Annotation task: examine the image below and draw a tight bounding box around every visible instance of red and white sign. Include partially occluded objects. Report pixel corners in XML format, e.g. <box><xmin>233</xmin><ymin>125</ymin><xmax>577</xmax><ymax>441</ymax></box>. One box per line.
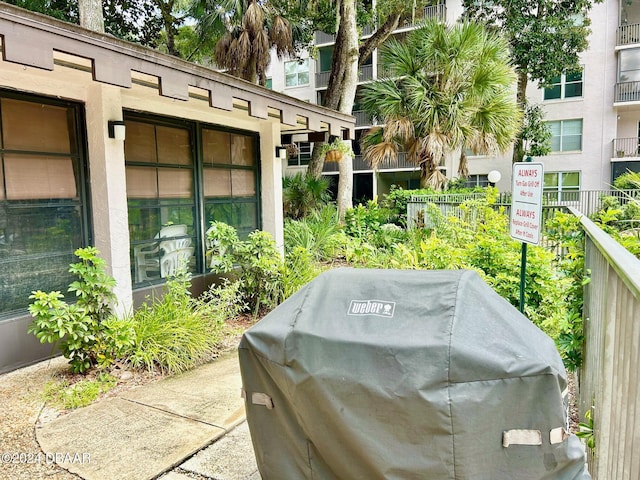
<box><xmin>510</xmin><ymin>162</ymin><xmax>544</xmax><ymax>245</ymax></box>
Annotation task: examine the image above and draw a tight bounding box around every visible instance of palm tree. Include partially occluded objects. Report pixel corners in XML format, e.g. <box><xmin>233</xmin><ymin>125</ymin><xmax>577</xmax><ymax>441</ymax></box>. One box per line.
<box><xmin>193</xmin><ymin>0</ymin><xmax>296</xmax><ymax>85</ymax></box>
<box><xmin>360</xmin><ymin>19</ymin><xmax>522</xmax><ymax>189</ymax></box>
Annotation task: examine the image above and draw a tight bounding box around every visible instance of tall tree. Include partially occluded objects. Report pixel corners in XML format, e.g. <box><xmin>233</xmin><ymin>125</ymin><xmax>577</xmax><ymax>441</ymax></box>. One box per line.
<box><xmin>359</xmin><ymin>20</ymin><xmax>521</xmax><ymax>189</ymax></box>
<box><xmin>305</xmin><ymin>0</ymin><xmax>431</xmax><ymax>180</ymax></box>
<box><xmin>191</xmin><ymin>0</ymin><xmax>296</xmax><ymax>84</ymax></box>
<box><xmin>463</xmin><ymin>0</ymin><xmax>599</xmax><ymax>162</ymax></box>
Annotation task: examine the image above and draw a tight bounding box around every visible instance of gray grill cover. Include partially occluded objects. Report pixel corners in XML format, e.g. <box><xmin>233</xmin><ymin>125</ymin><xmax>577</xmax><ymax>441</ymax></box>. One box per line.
<box><xmin>239</xmin><ymin>269</ymin><xmax>590</xmax><ymax>479</ymax></box>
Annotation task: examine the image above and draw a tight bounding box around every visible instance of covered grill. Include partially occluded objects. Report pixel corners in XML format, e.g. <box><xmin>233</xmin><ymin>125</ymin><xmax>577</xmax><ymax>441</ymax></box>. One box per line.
<box><xmin>239</xmin><ymin>268</ymin><xmax>590</xmax><ymax>479</ymax></box>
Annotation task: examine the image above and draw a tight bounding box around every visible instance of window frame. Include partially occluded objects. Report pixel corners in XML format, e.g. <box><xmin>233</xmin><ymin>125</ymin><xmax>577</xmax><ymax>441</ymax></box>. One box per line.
<box><xmin>543</xmin><ymin>69</ymin><xmax>584</xmax><ymax>101</ymax></box>
<box><xmin>124</xmin><ymin>112</ymin><xmax>261</xmax><ymax>287</ymax></box>
<box><xmin>543</xmin><ymin>170</ymin><xmax>581</xmax><ymax>202</ymax></box>
<box><xmin>285</xmin><ymin>58</ymin><xmax>310</xmax><ymax>88</ymax></box>
<box><xmin>0</xmin><ymin>89</ymin><xmax>90</xmax><ymax>318</ymax></box>
<box><xmin>547</xmin><ymin>119</ymin><xmax>583</xmax><ymax>152</ymax></box>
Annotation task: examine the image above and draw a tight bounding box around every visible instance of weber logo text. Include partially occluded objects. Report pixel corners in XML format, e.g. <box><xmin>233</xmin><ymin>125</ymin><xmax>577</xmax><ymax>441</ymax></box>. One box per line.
<box><xmin>348</xmin><ymin>300</ymin><xmax>395</xmax><ymax>318</ymax></box>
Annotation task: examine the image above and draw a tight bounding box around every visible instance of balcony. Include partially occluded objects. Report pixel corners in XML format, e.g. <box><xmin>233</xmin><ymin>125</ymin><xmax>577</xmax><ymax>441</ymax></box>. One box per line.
<box><xmin>353</xmin><ymin>110</ymin><xmax>374</xmax><ymax>127</ymax></box>
<box><xmin>615</xmin><ymin>81</ymin><xmax>640</xmax><ymax>103</ymax></box>
<box><xmin>618</xmin><ymin>23</ymin><xmax>640</xmax><ymax>46</ymax></box>
<box><xmin>612</xmin><ymin>137</ymin><xmax>640</xmax><ymax>158</ymax></box>
<box><xmin>315</xmin><ymin>64</ymin><xmax>374</xmax><ymax>88</ymax></box>
<box><xmin>322</xmin><ymin>153</ymin><xmax>418</xmax><ymax>173</ymax></box>
<box><xmin>314</xmin><ymin>25</ymin><xmax>375</xmax><ymax>45</ymax></box>
<box><xmin>399</xmin><ymin>4</ymin><xmax>447</xmax><ymax>29</ymax></box>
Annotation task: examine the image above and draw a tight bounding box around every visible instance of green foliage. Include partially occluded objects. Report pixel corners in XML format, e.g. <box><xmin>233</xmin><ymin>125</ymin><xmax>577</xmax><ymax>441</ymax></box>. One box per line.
<box><xmin>360</xmin><ymin>19</ymin><xmax>520</xmax><ymax>189</ymax></box>
<box><xmin>318</xmin><ymin>138</ymin><xmax>354</xmax><ymax>158</ymax></box>
<box><xmin>127</xmin><ymin>270</ymin><xmax>226</xmax><ymax>374</ymax></box>
<box><xmin>207</xmin><ymin>221</ymin><xmax>240</xmax><ymax>272</ymax></box>
<box><xmin>208</xmin><ymin>224</ymin><xmax>284</xmax><ymax>314</ymax></box>
<box><xmin>545</xmin><ymin>212</ymin><xmax>588</xmax><ymax>370</ymax></box>
<box><xmin>519</xmin><ymin>102</ymin><xmax>552</xmax><ymax>158</ymax></box>
<box><xmin>282</xmin><ymin>173</ymin><xmax>332</xmax><ymax>219</ymax></box>
<box><xmin>28</xmin><ymin>247</ymin><xmax>118</xmax><ymax>373</ymax></box>
<box><xmin>463</xmin><ymin>0</ymin><xmax>596</xmax><ymax>87</ymax></box>
<box><xmin>591</xmin><ymin>194</ymin><xmax>640</xmax><ymax>257</ymax></box>
<box><xmin>284</xmin><ymin>205</ymin><xmax>343</xmax><ymax>261</ymax></box>
<box><xmin>42</xmin><ymin>372</ymin><xmax>117</xmax><ymax>410</ymax></box>
<box><xmin>283</xmin><ymin>246</ymin><xmax>323</xmax><ymax>298</ymax></box>
<box><xmin>613</xmin><ymin>170</ymin><xmax>640</xmax><ymax>189</ymax></box>
<box><xmin>576</xmin><ymin>407</ymin><xmax>595</xmax><ymax>451</ymax></box>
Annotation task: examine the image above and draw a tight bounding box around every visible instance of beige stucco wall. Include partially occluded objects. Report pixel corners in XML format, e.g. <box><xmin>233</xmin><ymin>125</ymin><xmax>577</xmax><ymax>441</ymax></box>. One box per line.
<box><xmin>0</xmin><ymin>56</ymin><xmax>286</xmax><ymax>312</ymax></box>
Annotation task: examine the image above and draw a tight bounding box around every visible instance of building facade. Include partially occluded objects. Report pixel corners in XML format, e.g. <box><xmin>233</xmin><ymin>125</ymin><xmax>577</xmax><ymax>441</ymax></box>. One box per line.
<box><xmin>267</xmin><ymin>0</ymin><xmax>632</xmax><ymax>199</ymax></box>
<box><xmin>0</xmin><ymin>4</ymin><xmax>354</xmax><ymax>373</ymax></box>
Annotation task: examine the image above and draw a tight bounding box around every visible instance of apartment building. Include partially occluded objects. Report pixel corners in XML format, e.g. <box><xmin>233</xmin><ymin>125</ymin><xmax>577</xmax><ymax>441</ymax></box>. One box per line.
<box><xmin>267</xmin><ymin>0</ymin><xmax>633</xmax><ymax>199</ymax></box>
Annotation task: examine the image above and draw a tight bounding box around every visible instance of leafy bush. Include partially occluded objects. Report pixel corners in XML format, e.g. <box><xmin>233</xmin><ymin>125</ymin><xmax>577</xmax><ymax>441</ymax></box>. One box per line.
<box><xmin>283</xmin><ymin>246</ymin><xmax>323</xmax><ymax>298</ymax></box>
<box><xmin>127</xmin><ymin>271</ymin><xmax>226</xmax><ymax>374</ymax></box>
<box><xmin>546</xmin><ymin>212</ymin><xmax>588</xmax><ymax>370</ymax></box>
<box><xmin>282</xmin><ymin>173</ymin><xmax>332</xmax><ymax>219</ymax></box>
<box><xmin>28</xmin><ymin>247</ymin><xmax>119</xmax><ymax>373</ymax></box>
<box><xmin>613</xmin><ymin>170</ymin><xmax>640</xmax><ymax>189</ymax></box>
<box><xmin>284</xmin><ymin>205</ymin><xmax>343</xmax><ymax>261</ymax></box>
<box><xmin>208</xmin><ymin>223</ymin><xmax>284</xmax><ymax>314</ymax></box>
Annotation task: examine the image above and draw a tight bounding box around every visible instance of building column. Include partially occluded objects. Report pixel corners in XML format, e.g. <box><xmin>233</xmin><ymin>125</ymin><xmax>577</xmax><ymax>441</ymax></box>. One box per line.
<box><xmin>84</xmin><ymin>84</ymin><xmax>133</xmax><ymax>315</ymax></box>
<box><xmin>259</xmin><ymin>121</ymin><xmax>285</xmax><ymax>254</ymax></box>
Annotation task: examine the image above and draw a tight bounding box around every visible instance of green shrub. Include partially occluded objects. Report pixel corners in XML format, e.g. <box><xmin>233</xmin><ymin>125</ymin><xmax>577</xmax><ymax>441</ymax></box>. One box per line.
<box><xmin>28</xmin><ymin>247</ymin><xmax>118</xmax><ymax>373</ymax></box>
<box><xmin>284</xmin><ymin>205</ymin><xmax>342</xmax><ymax>261</ymax></box>
<box><xmin>613</xmin><ymin>170</ymin><xmax>640</xmax><ymax>189</ymax></box>
<box><xmin>282</xmin><ymin>173</ymin><xmax>332</xmax><ymax>219</ymax></box>
<box><xmin>208</xmin><ymin>223</ymin><xmax>284</xmax><ymax>315</ymax></box>
<box><xmin>127</xmin><ymin>271</ymin><xmax>225</xmax><ymax>374</ymax></box>
<box><xmin>283</xmin><ymin>246</ymin><xmax>323</xmax><ymax>298</ymax></box>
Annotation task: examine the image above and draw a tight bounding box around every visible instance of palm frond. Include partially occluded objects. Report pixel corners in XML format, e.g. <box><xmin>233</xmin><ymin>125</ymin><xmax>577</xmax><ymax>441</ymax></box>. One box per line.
<box><xmin>363</xmin><ymin>141</ymin><xmax>399</xmax><ymax>170</ymax></box>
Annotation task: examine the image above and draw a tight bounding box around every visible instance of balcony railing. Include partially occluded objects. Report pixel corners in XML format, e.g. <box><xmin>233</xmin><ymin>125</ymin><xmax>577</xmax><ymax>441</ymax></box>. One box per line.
<box><xmin>612</xmin><ymin>137</ymin><xmax>640</xmax><ymax>158</ymax></box>
<box><xmin>315</xmin><ymin>64</ymin><xmax>374</xmax><ymax>88</ymax></box>
<box><xmin>322</xmin><ymin>153</ymin><xmax>418</xmax><ymax>173</ymax></box>
<box><xmin>400</xmin><ymin>4</ymin><xmax>447</xmax><ymax>28</ymax></box>
<box><xmin>314</xmin><ymin>25</ymin><xmax>375</xmax><ymax>45</ymax></box>
<box><xmin>615</xmin><ymin>81</ymin><xmax>640</xmax><ymax>103</ymax></box>
<box><xmin>617</xmin><ymin>23</ymin><xmax>640</xmax><ymax>46</ymax></box>
<box><xmin>353</xmin><ymin>110</ymin><xmax>374</xmax><ymax>127</ymax></box>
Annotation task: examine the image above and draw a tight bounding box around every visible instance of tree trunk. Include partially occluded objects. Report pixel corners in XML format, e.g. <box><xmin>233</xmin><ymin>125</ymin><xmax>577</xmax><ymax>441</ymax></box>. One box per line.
<box><xmin>306</xmin><ymin>9</ymin><xmax>403</xmax><ymax>180</ymax></box>
<box><xmin>512</xmin><ymin>71</ymin><xmax>528</xmax><ymax>163</ymax></box>
<box><xmin>78</xmin><ymin>0</ymin><xmax>104</xmax><ymax>32</ymax></box>
<box><xmin>335</xmin><ymin>0</ymin><xmax>358</xmax><ymax>220</ymax></box>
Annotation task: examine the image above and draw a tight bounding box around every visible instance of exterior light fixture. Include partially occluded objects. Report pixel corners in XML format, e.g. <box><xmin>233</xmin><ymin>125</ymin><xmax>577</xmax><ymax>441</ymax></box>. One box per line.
<box><xmin>487</xmin><ymin>170</ymin><xmax>501</xmax><ymax>186</ymax></box>
<box><xmin>275</xmin><ymin>146</ymin><xmax>287</xmax><ymax>160</ymax></box>
<box><xmin>108</xmin><ymin>120</ymin><xmax>126</xmax><ymax>140</ymax></box>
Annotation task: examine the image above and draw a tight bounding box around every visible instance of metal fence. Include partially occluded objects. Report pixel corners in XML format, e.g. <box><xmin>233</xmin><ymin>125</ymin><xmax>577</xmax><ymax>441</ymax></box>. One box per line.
<box><xmin>571</xmin><ymin>207</ymin><xmax>640</xmax><ymax>479</ymax></box>
<box><xmin>407</xmin><ymin>190</ymin><xmax>640</xmax><ymax>230</ymax></box>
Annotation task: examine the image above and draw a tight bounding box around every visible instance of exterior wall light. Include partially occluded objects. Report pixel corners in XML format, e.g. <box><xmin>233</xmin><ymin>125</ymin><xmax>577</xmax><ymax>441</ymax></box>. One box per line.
<box><xmin>275</xmin><ymin>146</ymin><xmax>287</xmax><ymax>160</ymax></box>
<box><xmin>488</xmin><ymin>170</ymin><xmax>502</xmax><ymax>186</ymax></box>
<box><xmin>108</xmin><ymin>120</ymin><xmax>126</xmax><ymax>140</ymax></box>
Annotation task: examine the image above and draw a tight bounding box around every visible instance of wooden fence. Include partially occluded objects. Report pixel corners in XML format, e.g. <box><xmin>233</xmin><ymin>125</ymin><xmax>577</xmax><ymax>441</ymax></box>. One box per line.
<box><xmin>407</xmin><ymin>191</ymin><xmax>640</xmax><ymax>478</ymax></box>
<box><xmin>571</xmin><ymin>207</ymin><xmax>640</xmax><ymax>479</ymax></box>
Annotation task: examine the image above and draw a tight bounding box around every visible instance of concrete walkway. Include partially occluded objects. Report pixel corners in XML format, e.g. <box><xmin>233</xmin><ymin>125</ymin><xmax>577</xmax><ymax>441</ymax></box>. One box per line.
<box><xmin>36</xmin><ymin>352</ymin><xmax>260</xmax><ymax>480</ymax></box>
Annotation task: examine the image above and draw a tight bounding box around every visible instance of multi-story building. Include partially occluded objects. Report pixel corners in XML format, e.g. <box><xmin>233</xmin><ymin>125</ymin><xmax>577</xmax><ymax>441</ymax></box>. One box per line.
<box><xmin>266</xmin><ymin>0</ymin><xmax>635</xmax><ymax>199</ymax></box>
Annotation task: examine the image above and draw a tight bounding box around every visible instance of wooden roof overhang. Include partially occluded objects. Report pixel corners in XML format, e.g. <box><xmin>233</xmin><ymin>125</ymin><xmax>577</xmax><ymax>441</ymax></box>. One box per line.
<box><xmin>0</xmin><ymin>3</ymin><xmax>354</xmax><ymax>139</ymax></box>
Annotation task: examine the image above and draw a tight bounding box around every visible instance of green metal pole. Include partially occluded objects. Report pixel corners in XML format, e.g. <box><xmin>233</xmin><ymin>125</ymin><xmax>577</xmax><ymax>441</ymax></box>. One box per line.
<box><xmin>519</xmin><ymin>242</ymin><xmax>527</xmax><ymax>313</ymax></box>
<box><xmin>519</xmin><ymin>156</ymin><xmax>532</xmax><ymax>314</ymax></box>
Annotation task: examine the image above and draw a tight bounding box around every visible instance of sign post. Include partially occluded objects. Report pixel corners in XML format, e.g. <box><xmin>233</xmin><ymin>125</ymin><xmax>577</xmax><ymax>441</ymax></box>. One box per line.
<box><xmin>509</xmin><ymin>159</ymin><xmax>544</xmax><ymax>313</ymax></box>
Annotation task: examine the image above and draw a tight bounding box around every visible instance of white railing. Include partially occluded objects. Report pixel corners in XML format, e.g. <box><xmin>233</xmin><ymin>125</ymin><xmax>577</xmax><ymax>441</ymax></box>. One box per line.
<box><xmin>570</xmin><ymin>207</ymin><xmax>640</xmax><ymax>479</ymax></box>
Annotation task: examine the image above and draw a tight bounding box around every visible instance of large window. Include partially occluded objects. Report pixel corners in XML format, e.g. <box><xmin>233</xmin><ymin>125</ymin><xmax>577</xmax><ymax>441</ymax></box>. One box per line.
<box><xmin>619</xmin><ymin>48</ymin><xmax>640</xmax><ymax>83</ymax></box>
<box><xmin>544</xmin><ymin>171</ymin><xmax>581</xmax><ymax>202</ymax></box>
<box><xmin>544</xmin><ymin>71</ymin><xmax>583</xmax><ymax>100</ymax></box>
<box><xmin>0</xmin><ymin>92</ymin><xmax>88</xmax><ymax>316</ymax></box>
<box><xmin>548</xmin><ymin>119</ymin><xmax>583</xmax><ymax>152</ymax></box>
<box><xmin>125</xmin><ymin>116</ymin><xmax>259</xmax><ymax>286</ymax></box>
<box><xmin>202</xmin><ymin>127</ymin><xmax>259</xmax><ymax>239</ymax></box>
<box><xmin>285</xmin><ymin>59</ymin><xmax>310</xmax><ymax>87</ymax></box>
